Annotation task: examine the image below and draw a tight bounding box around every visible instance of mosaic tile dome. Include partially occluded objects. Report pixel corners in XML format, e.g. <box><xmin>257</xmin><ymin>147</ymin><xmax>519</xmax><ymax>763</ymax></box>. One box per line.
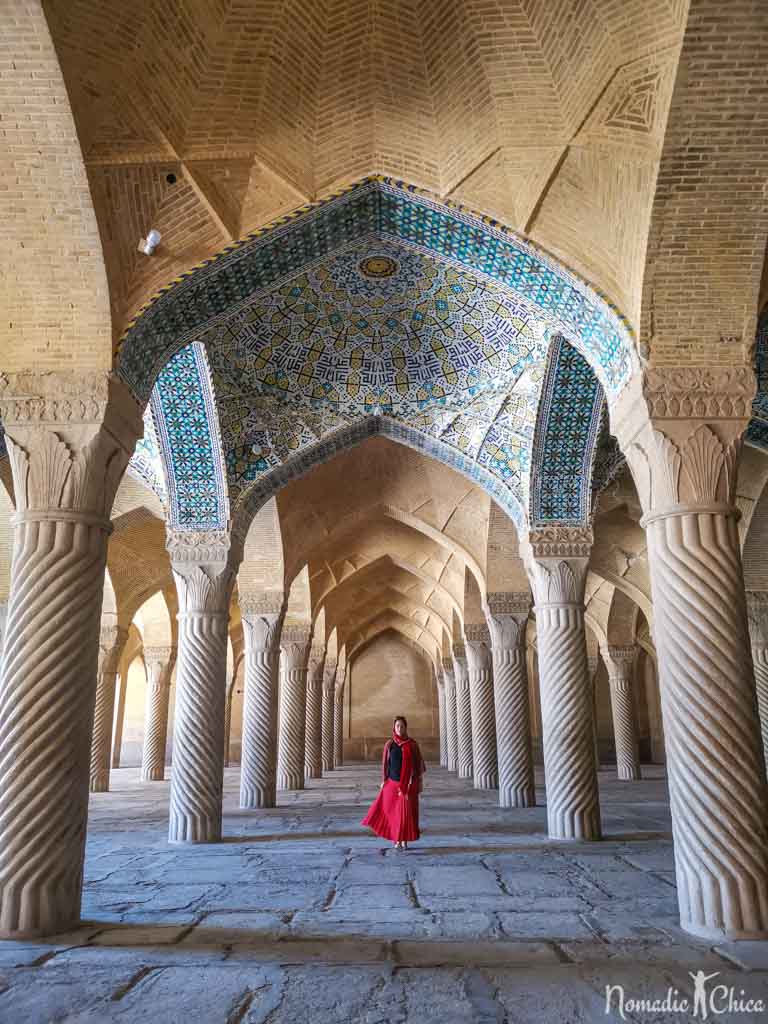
<box><xmin>119</xmin><ymin>179</ymin><xmax>644</xmax><ymax>530</ymax></box>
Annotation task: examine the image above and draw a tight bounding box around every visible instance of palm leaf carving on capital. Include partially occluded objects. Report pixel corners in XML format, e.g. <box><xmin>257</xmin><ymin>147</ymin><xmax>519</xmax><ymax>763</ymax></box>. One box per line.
<box><xmin>6</xmin><ymin>431</ymin><xmax>73</xmax><ymax>512</ymax></box>
<box><xmin>243</xmin><ymin>613</ymin><xmax>282</xmax><ymax>652</ymax></box>
<box><xmin>650</xmin><ymin>428</ymin><xmax>681</xmax><ymax>508</ymax></box>
<box><xmin>175</xmin><ymin>564</ymin><xmax>232</xmax><ymax>612</ymax></box>
<box><xmin>680</xmin><ymin>425</ymin><xmax>727</xmax><ymax>504</ymax></box>
<box><xmin>545</xmin><ymin>560</ymin><xmax>577</xmax><ymax>603</ymax></box>
<box><xmin>487</xmin><ymin>614</ymin><xmax>525</xmax><ymax>651</ymax></box>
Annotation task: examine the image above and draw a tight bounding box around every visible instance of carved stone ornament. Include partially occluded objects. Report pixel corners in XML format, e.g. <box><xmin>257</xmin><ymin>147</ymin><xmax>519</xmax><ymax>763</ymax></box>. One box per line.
<box><xmin>281</xmin><ymin>625</ymin><xmax>312</xmax><ymax>645</ymax></box>
<box><xmin>142</xmin><ymin>645</ymin><xmax>175</xmax><ymax>673</ymax></box>
<box><xmin>528</xmin><ymin>527</ymin><xmax>593</xmax><ymax>559</ymax></box>
<box><xmin>167</xmin><ymin>529</ymin><xmax>232</xmax><ymax>569</ymax></box>
<box><xmin>529</xmin><ymin>558</ymin><xmax>589</xmax><ymax>605</ymax></box>
<box><xmin>486</xmin><ymin>591</ymin><xmax>531</xmax><ymax>616</ymax></box>
<box><xmin>610</xmin><ymin>368</ymin><xmax>754</xmax><ymax>517</ymax></box>
<box><xmin>239</xmin><ymin>592</ymin><xmax>284</xmax><ymax>618</ymax></box>
<box><xmin>643</xmin><ymin>367</ymin><xmax>756</xmax><ymax>421</ymax></box>
<box><xmin>464</xmin><ymin>623</ymin><xmax>491</xmax><ymax>645</ymax></box>
<box><xmin>0</xmin><ymin>373</ymin><xmax>143</xmax><ymax>519</ymax></box>
<box><xmin>602</xmin><ymin>644</ymin><xmax>637</xmax><ymax>676</ymax></box>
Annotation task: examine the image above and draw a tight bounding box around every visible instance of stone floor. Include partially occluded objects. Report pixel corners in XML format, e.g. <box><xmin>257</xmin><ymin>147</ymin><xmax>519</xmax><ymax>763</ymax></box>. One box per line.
<box><xmin>1</xmin><ymin>763</ymin><xmax>767</xmax><ymax>1023</ymax></box>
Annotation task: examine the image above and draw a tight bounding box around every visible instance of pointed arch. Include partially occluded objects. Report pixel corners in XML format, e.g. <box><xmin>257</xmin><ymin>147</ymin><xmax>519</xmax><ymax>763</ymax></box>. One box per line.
<box><xmin>529</xmin><ymin>334</ymin><xmax>605</xmax><ymax>525</ymax></box>
<box><xmin>150</xmin><ymin>342</ymin><xmax>229</xmax><ymax>529</ymax></box>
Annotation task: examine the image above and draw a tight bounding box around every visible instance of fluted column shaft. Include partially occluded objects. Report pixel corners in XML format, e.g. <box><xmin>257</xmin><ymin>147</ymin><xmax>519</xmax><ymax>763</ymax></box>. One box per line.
<box><xmin>616</xmin><ymin>374</ymin><xmax>768</xmax><ymax>939</ymax></box>
<box><xmin>168</xmin><ymin>533</ymin><xmax>237</xmax><ymax>844</ymax></box>
<box><xmin>646</xmin><ymin>510</ymin><xmax>768</xmax><ymax>936</ymax></box>
<box><xmin>140</xmin><ymin>645</ymin><xmax>176</xmax><ymax>782</ymax></box>
<box><xmin>465</xmin><ymin>627</ymin><xmax>498</xmax><ymax>790</ymax></box>
<box><xmin>333</xmin><ymin>687</ymin><xmax>344</xmax><ymax>767</ymax></box>
<box><xmin>277</xmin><ymin>628</ymin><xmax>312</xmax><ymax>790</ymax></box>
<box><xmin>529</xmin><ymin>538</ymin><xmax>601</xmax><ymax>842</ymax></box>
<box><xmin>304</xmin><ymin>647</ymin><xmax>325</xmax><ymax>780</ymax></box>
<box><xmin>239</xmin><ymin>602</ymin><xmax>283</xmax><ymax>809</ymax></box>
<box><xmin>321</xmin><ymin>660</ymin><xmax>337</xmax><ymax>772</ymax></box>
<box><xmin>437</xmin><ymin>678</ymin><xmax>447</xmax><ymax>767</ymax></box>
<box><xmin>487</xmin><ymin>597</ymin><xmax>534</xmax><ymax>808</ymax></box>
<box><xmin>753</xmin><ymin>647</ymin><xmax>768</xmax><ymax>770</ymax></box>
<box><xmin>746</xmin><ymin>593</ymin><xmax>768</xmax><ymax>773</ymax></box>
<box><xmin>602</xmin><ymin>646</ymin><xmax>641</xmax><ymax>781</ymax></box>
<box><xmin>89</xmin><ymin>625</ymin><xmax>129</xmax><ymax>792</ymax></box>
<box><xmin>452</xmin><ymin>647</ymin><xmax>473</xmax><ymax>780</ymax></box>
<box><xmin>223</xmin><ymin>677</ymin><xmax>234</xmax><ymax>769</ymax></box>
<box><xmin>442</xmin><ymin>660</ymin><xmax>458</xmax><ymax>772</ymax></box>
<box><xmin>0</xmin><ymin>372</ymin><xmax>142</xmax><ymax>938</ymax></box>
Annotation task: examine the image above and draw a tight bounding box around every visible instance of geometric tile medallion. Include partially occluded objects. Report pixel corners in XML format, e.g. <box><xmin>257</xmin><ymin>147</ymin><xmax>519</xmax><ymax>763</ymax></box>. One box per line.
<box><xmin>207</xmin><ymin>238</ymin><xmax>548</xmax><ymax>520</ymax></box>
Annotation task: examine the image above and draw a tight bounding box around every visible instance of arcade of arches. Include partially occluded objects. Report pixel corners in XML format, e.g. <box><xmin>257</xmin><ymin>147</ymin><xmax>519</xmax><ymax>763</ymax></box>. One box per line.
<box><xmin>1</xmin><ymin>0</ymin><xmax>768</xmax><ymax>1018</ymax></box>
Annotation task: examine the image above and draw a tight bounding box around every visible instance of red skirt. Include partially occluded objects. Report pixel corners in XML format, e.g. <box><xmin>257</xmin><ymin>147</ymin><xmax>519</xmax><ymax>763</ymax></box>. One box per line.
<box><xmin>361</xmin><ymin>779</ymin><xmax>420</xmax><ymax>842</ymax></box>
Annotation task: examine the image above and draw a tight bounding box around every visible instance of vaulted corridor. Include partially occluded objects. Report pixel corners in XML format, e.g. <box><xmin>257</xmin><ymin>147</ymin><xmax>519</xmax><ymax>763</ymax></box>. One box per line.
<box><xmin>1</xmin><ymin>763</ymin><xmax>765</xmax><ymax>1022</ymax></box>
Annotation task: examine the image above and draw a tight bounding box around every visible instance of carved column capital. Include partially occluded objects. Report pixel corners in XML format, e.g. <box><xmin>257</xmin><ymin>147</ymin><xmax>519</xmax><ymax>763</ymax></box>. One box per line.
<box><xmin>168</xmin><ymin>529</ymin><xmax>239</xmax><ymax>615</ymax></box>
<box><xmin>611</xmin><ymin>367</ymin><xmax>755</xmax><ymax>519</ymax></box>
<box><xmin>281</xmin><ymin>625</ymin><xmax>312</xmax><ymax>669</ymax></box>
<box><xmin>241</xmin><ymin>610</ymin><xmax>283</xmax><ymax>653</ymax></box>
<box><xmin>464</xmin><ymin>623</ymin><xmax>492</xmax><ymax>671</ymax></box>
<box><xmin>98</xmin><ymin>625</ymin><xmax>128</xmax><ymax>672</ymax></box>
<box><xmin>485</xmin><ymin>592</ymin><xmax>530</xmax><ymax>651</ymax></box>
<box><xmin>323</xmin><ymin>660</ymin><xmax>337</xmax><ymax>691</ymax></box>
<box><xmin>0</xmin><ymin>372</ymin><xmax>142</xmax><ymax>523</ymax></box>
<box><xmin>529</xmin><ymin>557</ymin><xmax>590</xmax><ymax>607</ymax></box>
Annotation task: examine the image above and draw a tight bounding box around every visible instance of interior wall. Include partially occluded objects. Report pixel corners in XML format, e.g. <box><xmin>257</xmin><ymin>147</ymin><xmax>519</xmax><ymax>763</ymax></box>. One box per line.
<box><xmin>118</xmin><ymin>656</ymin><xmax>147</xmax><ymax>767</ymax></box>
<box><xmin>345</xmin><ymin>632</ymin><xmax>437</xmax><ymax>761</ymax></box>
<box><xmin>227</xmin><ymin>660</ymin><xmax>245</xmax><ymax>764</ymax></box>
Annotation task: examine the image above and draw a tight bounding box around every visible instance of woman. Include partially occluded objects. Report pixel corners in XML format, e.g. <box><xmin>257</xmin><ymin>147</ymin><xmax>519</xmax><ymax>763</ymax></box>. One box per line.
<box><xmin>361</xmin><ymin>716</ymin><xmax>425</xmax><ymax>850</ymax></box>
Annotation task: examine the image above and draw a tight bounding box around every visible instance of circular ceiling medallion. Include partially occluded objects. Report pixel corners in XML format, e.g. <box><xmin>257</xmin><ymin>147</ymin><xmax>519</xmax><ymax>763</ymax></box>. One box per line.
<box><xmin>358</xmin><ymin>254</ymin><xmax>399</xmax><ymax>279</ymax></box>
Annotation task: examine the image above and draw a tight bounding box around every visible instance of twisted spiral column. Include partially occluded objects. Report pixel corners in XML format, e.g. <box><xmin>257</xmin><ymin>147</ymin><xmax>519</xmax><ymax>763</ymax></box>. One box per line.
<box><xmin>487</xmin><ymin>598</ymin><xmax>535</xmax><ymax>808</ymax></box>
<box><xmin>752</xmin><ymin>647</ymin><xmax>768</xmax><ymax>771</ymax></box>
<box><xmin>223</xmin><ymin>678</ymin><xmax>234</xmax><ymax>769</ymax></box>
<box><xmin>746</xmin><ymin>593</ymin><xmax>768</xmax><ymax>774</ymax></box>
<box><xmin>437</xmin><ymin>678</ymin><xmax>447</xmax><ymax>767</ymax></box>
<box><xmin>646</xmin><ymin>510</ymin><xmax>768</xmax><ymax>937</ymax></box>
<box><xmin>602</xmin><ymin>646</ymin><xmax>641</xmax><ymax>781</ymax></box>
<box><xmin>0</xmin><ymin>375</ymin><xmax>141</xmax><ymax>938</ymax></box>
<box><xmin>442</xmin><ymin>659</ymin><xmax>458</xmax><ymax>772</ymax></box>
<box><xmin>586</xmin><ymin>653</ymin><xmax>601</xmax><ymax>769</ymax></box>
<box><xmin>140</xmin><ymin>646</ymin><xmax>176</xmax><ymax>782</ymax></box>
<box><xmin>465</xmin><ymin>627</ymin><xmax>498</xmax><ymax>790</ymax></box>
<box><xmin>321</xmin><ymin>660</ymin><xmax>336</xmax><ymax>772</ymax></box>
<box><xmin>615</xmin><ymin>399</ymin><xmax>768</xmax><ymax>937</ymax></box>
<box><xmin>304</xmin><ymin>647</ymin><xmax>325</xmax><ymax>780</ymax></box>
<box><xmin>333</xmin><ymin>688</ymin><xmax>344</xmax><ymax>767</ymax></box>
<box><xmin>0</xmin><ymin>517</ymin><xmax>113</xmax><ymax>937</ymax></box>
<box><xmin>530</xmin><ymin>551</ymin><xmax>601</xmax><ymax>842</ymax></box>
<box><xmin>168</xmin><ymin>537</ymin><xmax>236</xmax><ymax>844</ymax></box>
<box><xmin>452</xmin><ymin>646</ymin><xmax>473</xmax><ymax>780</ymax></box>
<box><xmin>240</xmin><ymin>604</ymin><xmax>283</xmax><ymax>809</ymax></box>
<box><xmin>277</xmin><ymin>628</ymin><xmax>311</xmax><ymax>790</ymax></box>
<box><xmin>89</xmin><ymin>625</ymin><xmax>128</xmax><ymax>792</ymax></box>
